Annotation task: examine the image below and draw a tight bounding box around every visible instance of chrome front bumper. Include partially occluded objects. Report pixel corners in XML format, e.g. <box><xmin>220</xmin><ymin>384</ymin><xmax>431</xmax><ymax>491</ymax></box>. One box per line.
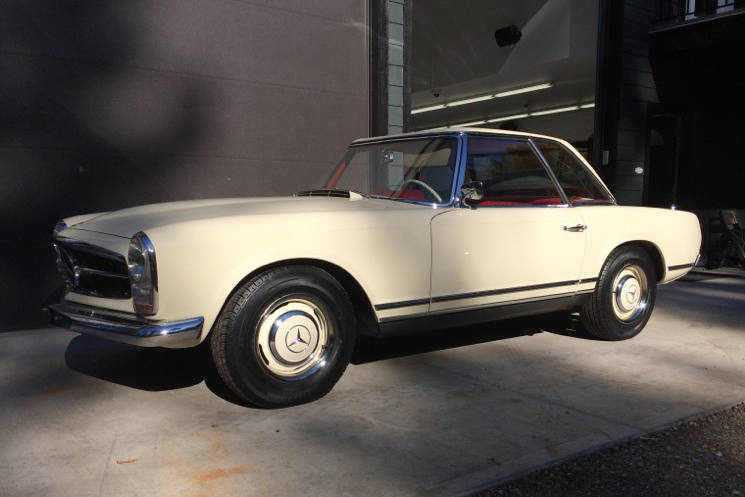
<box><xmin>48</xmin><ymin>302</ymin><xmax>204</xmax><ymax>348</ymax></box>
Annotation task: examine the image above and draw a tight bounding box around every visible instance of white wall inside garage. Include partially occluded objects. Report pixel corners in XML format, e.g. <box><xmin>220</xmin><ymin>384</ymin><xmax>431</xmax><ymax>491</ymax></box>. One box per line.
<box><xmin>410</xmin><ymin>0</ymin><xmax>598</xmax><ymax>144</ymax></box>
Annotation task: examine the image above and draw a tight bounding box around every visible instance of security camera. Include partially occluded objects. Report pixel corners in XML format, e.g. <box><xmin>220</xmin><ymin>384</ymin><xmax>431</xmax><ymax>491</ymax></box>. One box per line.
<box><xmin>495</xmin><ymin>25</ymin><xmax>522</xmax><ymax>47</ymax></box>
<box><xmin>432</xmin><ymin>89</ymin><xmax>441</xmax><ymax>98</ymax></box>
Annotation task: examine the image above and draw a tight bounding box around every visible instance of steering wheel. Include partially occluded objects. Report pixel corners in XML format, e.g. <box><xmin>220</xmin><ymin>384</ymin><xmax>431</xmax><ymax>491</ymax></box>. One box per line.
<box><xmin>402</xmin><ymin>179</ymin><xmax>443</xmax><ymax>203</ymax></box>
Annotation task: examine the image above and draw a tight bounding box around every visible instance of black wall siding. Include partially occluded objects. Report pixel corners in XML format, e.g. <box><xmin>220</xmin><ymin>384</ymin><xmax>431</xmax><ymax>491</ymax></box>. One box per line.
<box><xmin>649</xmin><ymin>9</ymin><xmax>745</xmax><ymax>210</ymax></box>
<box><xmin>0</xmin><ymin>0</ymin><xmax>370</xmax><ymax>330</ymax></box>
<box><xmin>602</xmin><ymin>0</ymin><xmax>660</xmax><ymax>205</ymax></box>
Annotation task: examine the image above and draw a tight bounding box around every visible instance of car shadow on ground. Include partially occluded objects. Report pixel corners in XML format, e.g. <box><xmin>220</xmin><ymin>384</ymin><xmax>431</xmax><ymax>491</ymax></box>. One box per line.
<box><xmin>64</xmin><ymin>309</ymin><xmax>590</xmax><ymax>408</ymax></box>
<box><xmin>65</xmin><ymin>335</ymin><xmax>257</xmax><ymax>406</ymax></box>
<box><xmin>65</xmin><ymin>335</ymin><xmax>209</xmax><ymax>391</ymax></box>
<box><xmin>681</xmin><ymin>268</ymin><xmax>745</xmax><ymax>282</ymax></box>
<box><xmin>351</xmin><ymin>311</ymin><xmax>592</xmax><ymax>364</ymax></box>
<box><xmin>62</xmin><ymin>272</ymin><xmax>744</xmax><ymax>407</ymax></box>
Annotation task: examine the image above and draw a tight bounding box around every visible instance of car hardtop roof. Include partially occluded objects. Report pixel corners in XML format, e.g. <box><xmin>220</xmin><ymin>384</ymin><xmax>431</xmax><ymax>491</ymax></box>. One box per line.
<box><xmin>351</xmin><ymin>127</ymin><xmax>570</xmax><ymax>147</ymax></box>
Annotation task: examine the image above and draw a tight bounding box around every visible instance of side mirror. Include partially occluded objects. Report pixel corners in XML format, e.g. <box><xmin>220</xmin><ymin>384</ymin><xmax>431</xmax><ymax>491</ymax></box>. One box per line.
<box><xmin>460</xmin><ymin>181</ymin><xmax>484</xmax><ymax>208</ymax></box>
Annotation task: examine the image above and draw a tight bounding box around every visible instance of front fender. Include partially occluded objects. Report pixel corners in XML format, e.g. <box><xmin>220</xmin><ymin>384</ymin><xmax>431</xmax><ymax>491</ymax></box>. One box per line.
<box><xmin>146</xmin><ymin>209</ymin><xmax>435</xmax><ymax>343</ymax></box>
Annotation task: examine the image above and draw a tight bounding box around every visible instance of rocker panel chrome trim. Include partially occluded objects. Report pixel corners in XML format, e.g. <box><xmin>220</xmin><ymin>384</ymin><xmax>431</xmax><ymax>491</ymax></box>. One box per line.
<box><xmin>375</xmin><ymin>298</ymin><xmax>431</xmax><ymax>311</ymax></box>
<box><xmin>374</xmin><ymin>278</ymin><xmax>599</xmax><ymax>313</ymax></box>
<box><xmin>431</xmin><ymin>280</ymin><xmax>578</xmax><ymax>303</ymax></box>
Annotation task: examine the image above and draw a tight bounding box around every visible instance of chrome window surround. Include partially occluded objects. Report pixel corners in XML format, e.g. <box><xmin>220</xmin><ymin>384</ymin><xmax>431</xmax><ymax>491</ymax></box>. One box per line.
<box><xmin>529</xmin><ymin>138</ymin><xmax>572</xmax><ymax>205</ymax></box>
<box><xmin>348</xmin><ymin>130</ymin><xmax>615</xmax><ymax>210</ymax></box>
<box><xmin>454</xmin><ymin>133</ymin><xmax>617</xmax><ymax>209</ymax></box>
<box><xmin>530</xmin><ymin>139</ymin><xmax>617</xmax><ymax>206</ymax></box>
<box><xmin>454</xmin><ymin>134</ymin><xmax>568</xmax><ymax>208</ymax></box>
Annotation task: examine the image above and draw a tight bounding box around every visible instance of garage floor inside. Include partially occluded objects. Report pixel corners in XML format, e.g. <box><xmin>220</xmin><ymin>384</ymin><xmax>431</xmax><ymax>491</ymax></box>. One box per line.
<box><xmin>2</xmin><ymin>270</ymin><xmax>744</xmax><ymax>497</ymax></box>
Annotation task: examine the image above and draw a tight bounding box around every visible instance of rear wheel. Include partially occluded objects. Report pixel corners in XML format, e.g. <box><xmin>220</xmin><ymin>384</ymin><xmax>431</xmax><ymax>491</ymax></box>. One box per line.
<box><xmin>580</xmin><ymin>246</ymin><xmax>657</xmax><ymax>341</ymax></box>
<box><xmin>210</xmin><ymin>265</ymin><xmax>355</xmax><ymax>408</ymax></box>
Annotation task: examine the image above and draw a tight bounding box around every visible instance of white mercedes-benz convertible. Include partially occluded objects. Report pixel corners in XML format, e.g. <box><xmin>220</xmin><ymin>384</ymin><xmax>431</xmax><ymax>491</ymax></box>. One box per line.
<box><xmin>49</xmin><ymin>129</ymin><xmax>701</xmax><ymax>407</ymax></box>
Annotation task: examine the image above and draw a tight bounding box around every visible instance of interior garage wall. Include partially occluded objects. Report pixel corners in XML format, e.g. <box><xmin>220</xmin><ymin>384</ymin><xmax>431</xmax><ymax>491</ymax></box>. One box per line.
<box><xmin>0</xmin><ymin>0</ymin><xmax>369</xmax><ymax>331</ymax></box>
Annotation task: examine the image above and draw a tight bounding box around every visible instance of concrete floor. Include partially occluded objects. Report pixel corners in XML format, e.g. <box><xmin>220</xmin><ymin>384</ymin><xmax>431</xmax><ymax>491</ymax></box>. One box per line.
<box><xmin>2</xmin><ymin>271</ymin><xmax>744</xmax><ymax>497</ymax></box>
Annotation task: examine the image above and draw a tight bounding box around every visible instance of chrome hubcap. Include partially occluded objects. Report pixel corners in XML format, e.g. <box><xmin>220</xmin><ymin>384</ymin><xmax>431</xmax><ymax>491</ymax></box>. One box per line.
<box><xmin>612</xmin><ymin>264</ymin><xmax>648</xmax><ymax>322</ymax></box>
<box><xmin>256</xmin><ymin>297</ymin><xmax>332</xmax><ymax>380</ymax></box>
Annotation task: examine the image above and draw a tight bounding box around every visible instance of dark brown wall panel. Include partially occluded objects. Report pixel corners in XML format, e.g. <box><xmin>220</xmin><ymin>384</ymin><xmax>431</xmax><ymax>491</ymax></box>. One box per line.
<box><xmin>0</xmin><ymin>0</ymin><xmax>370</xmax><ymax>330</ymax></box>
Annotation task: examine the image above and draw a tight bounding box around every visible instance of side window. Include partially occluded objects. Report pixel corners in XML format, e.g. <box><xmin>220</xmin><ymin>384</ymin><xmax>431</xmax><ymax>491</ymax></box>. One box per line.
<box><xmin>533</xmin><ymin>140</ymin><xmax>613</xmax><ymax>205</ymax></box>
<box><xmin>466</xmin><ymin>137</ymin><xmax>563</xmax><ymax>206</ymax></box>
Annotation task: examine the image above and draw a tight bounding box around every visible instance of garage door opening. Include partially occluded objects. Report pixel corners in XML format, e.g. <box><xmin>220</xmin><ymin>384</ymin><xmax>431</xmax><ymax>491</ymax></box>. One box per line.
<box><xmin>410</xmin><ymin>0</ymin><xmax>599</xmax><ymax>157</ymax></box>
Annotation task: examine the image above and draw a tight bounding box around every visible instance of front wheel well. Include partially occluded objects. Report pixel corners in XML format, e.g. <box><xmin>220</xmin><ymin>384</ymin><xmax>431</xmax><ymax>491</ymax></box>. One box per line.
<box><xmin>223</xmin><ymin>259</ymin><xmax>379</xmax><ymax>338</ymax></box>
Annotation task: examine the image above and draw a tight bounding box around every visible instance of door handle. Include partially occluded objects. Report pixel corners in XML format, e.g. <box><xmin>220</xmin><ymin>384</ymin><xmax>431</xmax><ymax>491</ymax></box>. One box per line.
<box><xmin>563</xmin><ymin>224</ymin><xmax>587</xmax><ymax>232</ymax></box>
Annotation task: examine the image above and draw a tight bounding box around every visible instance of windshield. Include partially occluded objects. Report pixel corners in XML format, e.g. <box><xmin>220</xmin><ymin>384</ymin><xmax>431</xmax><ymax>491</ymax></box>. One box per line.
<box><xmin>319</xmin><ymin>137</ymin><xmax>459</xmax><ymax>204</ymax></box>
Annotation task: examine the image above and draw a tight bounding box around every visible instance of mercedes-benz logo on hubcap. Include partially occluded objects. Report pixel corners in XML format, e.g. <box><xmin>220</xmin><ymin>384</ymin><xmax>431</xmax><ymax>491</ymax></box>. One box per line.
<box><xmin>626</xmin><ymin>285</ymin><xmax>639</xmax><ymax>304</ymax></box>
<box><xmin>285</xmin><ymin>325</ymin><xmax>311</xmax><ymax>354</ymax></box>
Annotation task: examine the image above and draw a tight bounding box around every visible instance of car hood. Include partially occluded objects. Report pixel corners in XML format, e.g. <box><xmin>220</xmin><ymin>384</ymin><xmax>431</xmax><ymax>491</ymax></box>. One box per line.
<box><xmin>67</xmin><ymin>196</ymin><xmax>406</xmax><ymax>238</ymax></box>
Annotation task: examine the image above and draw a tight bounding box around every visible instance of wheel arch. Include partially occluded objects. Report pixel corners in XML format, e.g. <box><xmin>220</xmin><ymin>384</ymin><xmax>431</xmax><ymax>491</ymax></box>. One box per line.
<box><xmin>580</xmin><ymin>241</ymin><xmax>660</xmax><ymax>341</ymax></box>
<box><xmin>609</xmin><ymin>241</ymin><xmax>665</xmax><ymax>282</ymax></box>
<box><xmin>217</xmin><ymin>258</ymin><xmax>380</xmax><ymax>338</ymax></box>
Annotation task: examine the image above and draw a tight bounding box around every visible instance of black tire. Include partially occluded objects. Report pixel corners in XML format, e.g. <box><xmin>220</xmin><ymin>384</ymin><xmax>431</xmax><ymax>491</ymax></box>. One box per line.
<box><xmin>580</xmin><ymin>246</ymin><xmax>657</xmax><ymax>341</ymax></box>
<box><xmin>210</xmin><ymin>265</ymin><xmax>355</xmax><ymax>408</ymax></box>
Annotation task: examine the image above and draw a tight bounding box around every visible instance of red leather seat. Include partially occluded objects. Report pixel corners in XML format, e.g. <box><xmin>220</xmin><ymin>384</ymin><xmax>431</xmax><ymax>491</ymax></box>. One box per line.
<box><xmin>374</xmin><ymin>190</ymin><xmax>426</xmax><ymax>201</ymax></box>
<box><xmin>530</xmin><ymin>198</ymin><xmax>563</xmax><ymax>205</ymax></box>
<box><xmin>477</xmin><ymin>200</ymin><xmax>524</xmax><ymax>206</ymax></box>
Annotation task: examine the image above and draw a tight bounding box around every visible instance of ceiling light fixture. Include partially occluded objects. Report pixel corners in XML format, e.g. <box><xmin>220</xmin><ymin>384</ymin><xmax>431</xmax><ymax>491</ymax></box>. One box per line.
<box><xmin>530</xmin><ymin>105</ymin><xmax>580</xmax><ymax>116</ymax></box>
<box><xmin>411</xmin><ymin>82</ymin><xmax>554</xmax><ymax>114</ymax></box>
<box><xmin>441</xmin><ymin>102</ymin><xmax>595</xmax><ymax>129</ymax></box>
<box><xmin>487</xmin><ymin>113</ymin><xmax>529</xmax><ymax>123</ymax></box>
<box><xmin>456</xmin><ymin>120</ymin><xmax>487</xmax><ymax>127</ymax></box>
<box><xmin>445</xmin><ymin>94</ymin><xmax>496</xmax><ymax>107</ymax></box>
<box><xmin>494</xmin><ymin>82</ymin><xmax>554</xmax><ymax>98</ymax></box>
<box><xmin>411</xmin><ymin>104</ymin><xmax>447</xmax><ymax>115</ymax></box>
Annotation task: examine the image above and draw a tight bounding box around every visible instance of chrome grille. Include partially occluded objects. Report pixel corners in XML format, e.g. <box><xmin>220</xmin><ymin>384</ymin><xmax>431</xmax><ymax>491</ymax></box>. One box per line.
<box><xmin>54</xmin><ymin>239</ymin><xmax>131</xmax><ymax>299</ymax></box>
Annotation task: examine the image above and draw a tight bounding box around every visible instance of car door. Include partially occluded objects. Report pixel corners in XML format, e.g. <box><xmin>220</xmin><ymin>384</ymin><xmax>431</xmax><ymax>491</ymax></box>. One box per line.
<box><xmin>430</xmin><ymin>136</ymin><xmax>586</xmax><ymax>313</ymax></box>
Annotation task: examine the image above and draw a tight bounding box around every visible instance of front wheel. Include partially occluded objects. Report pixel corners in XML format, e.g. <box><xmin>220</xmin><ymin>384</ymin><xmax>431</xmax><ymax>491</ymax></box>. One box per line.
<box><xmin>580</xmin><ymin>246</ymin><xmax>657</xmax><ymax>341</ymax></box>
<box><xmin>210</xmin><ymin>265</ymin><xmax>356</xmax><ymax>408</ymax></box>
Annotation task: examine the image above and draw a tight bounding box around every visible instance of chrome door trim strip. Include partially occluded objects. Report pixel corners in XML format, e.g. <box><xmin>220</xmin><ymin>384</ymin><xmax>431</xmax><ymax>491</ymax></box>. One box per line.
<box><xmin>374</xmin><ymin>298</ymin><xmax>431</xmax><ymax>311</ymax></box>
<box><xmin>431</xmin><ymin>279</ymin><xmax>578</xmax><ymax>303</ymax></box>
<box><xmin>374</xmin><ymin>277</ymin><xmax>599</xmax><ymax>311</ymax></box>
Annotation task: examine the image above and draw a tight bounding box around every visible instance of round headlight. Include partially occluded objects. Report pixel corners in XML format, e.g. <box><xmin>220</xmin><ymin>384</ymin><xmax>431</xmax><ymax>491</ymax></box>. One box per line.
<box><xmin>128</xmin><ymin>232</ymin><xmax>158</xmax><ymax>316</ymax></box>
